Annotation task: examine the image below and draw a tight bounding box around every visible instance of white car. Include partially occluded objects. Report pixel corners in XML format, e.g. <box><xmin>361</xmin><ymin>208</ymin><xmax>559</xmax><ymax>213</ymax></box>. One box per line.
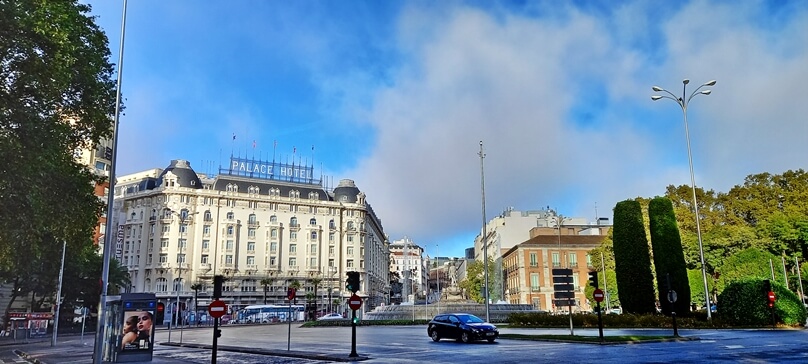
<box><xmin>317</xmin><ymin>313</ymin><xmax>344</xmax><ymax>321</ymax></box>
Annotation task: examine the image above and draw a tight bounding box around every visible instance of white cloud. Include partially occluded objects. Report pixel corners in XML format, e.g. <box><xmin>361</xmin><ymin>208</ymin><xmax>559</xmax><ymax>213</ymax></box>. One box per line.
<box><xmin>340</xmin><ymin>1</ymin><xmax>808</xmax><ymax>255</ymax></box>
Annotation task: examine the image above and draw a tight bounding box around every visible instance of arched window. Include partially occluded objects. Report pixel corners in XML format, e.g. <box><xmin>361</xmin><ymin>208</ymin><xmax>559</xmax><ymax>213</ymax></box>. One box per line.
<box><xmin>248</xmin><ymin>214</ymin><xmax>257</xmax><ymax>224</ymax></box>
<box><xmin>156</xmin><ymin>278</ymin><xmax>168</xmax><ymax>292</ymax></box>
<box><xmin>290</xmin><ymin>217</ymin><xmax>298</xmax><ymax>227</ymax></box>
<box><xmin>309</xmin><ymin>218</ymin><xmax>317</xmax><ymax>226</ymax></box>
<box><xmin>227</xmin><ymin>212</ymin><xmax>234</xmax><ymax>220</ymax></box>
<box><xmin>347</xmin><ymin>221</ymin><xmax>355</xmax><ymax>230</ymax></box>
<box><xmin>311</xmin><ymin>231</ymin><xmax>318</xmax><ymax>241</ymax></box>
<box><xmin>204</xmin><ymin>210</ymin><xmax>212</xmax><ymax>221</ymax></box>
<box><xmin>162</xmin><ymin>208</ymin><xmax>172</xmax><ymax>219</ymax></box>
<box><xmin>329</xmin><ymin>219</ymin><xmax>336</xmax><ymax>229</ymax></box>
<box><xmin>227</xmin><ymin>226</ymin><xmax>234</xmax><ymax>236</ymax></box>
<box><xmin>270</xmin><ymin>215</ymin><xmax>277</xmax><ymax>223</ymax></box>
<box><xmin>180</xmin><ymin>209</ymin><xmax>190</xmax><ymax>220</ymax></box>
<box><xmin>144</xmin><ymin>278</ymin><xmax>151</xmax><ymax>292</ymax></box>
<box><xmin>173</xmin><ymin>278</ymin><xmax>183</xmax><ymax>292</ymax></box>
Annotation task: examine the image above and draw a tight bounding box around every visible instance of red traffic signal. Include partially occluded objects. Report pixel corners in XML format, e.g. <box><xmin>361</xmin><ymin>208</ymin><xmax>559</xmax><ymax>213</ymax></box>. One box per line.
<box><xmin>287</xmin><ymin>287</ymin><xmax>296</xmax><ymax>300</ymax></box>
<box><xmin>768</xmin><ymin>291</ymin><xmax>776</xmax><ymax>303</ymax></box>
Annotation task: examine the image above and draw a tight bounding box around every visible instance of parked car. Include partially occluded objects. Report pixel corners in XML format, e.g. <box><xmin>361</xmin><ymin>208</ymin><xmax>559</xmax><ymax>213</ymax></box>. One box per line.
<box><xmin>317</xmin><ymin>313</ymin><xmax>344</xmax><ymax>321</ymax></box>
<box><xmin>427</xmin><ymin>313</ymin><xmax>498</xmax><ymax>343</ymax></box>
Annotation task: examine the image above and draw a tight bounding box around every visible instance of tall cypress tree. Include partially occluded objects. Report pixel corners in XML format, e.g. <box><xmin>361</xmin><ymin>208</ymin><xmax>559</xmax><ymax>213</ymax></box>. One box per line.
<box><xmin>612</xmin><ymin>200</ymin><xmax>656</xmax><ymax>314</ymax></box>
<box><xmin>649</xmin><ymin>197</ymin><xmax>691</xmax><ymax>316</ymax></box>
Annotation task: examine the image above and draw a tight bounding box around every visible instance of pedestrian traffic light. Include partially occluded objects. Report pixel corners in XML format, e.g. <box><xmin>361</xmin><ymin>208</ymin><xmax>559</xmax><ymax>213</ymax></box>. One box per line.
<box><xmin>352</xmin><ymin>316</ymin><xmax>360</xmax><ymax>325</ymax></box>
<box><xmin>155</xmin><ymin>302</ymin><xmax>165</xmax><ymax>324</ymax></box>
<box><xmin>346</xmin><ymin>271</ymin><xmax>360</xmax><ymax>293</ymax></box>
<box><xmin>588</xmin><ymin>271</ymin><xmax>599</xmax><ymax>288</ymax></box>
<box><xmin>215</xmin><ymin>329</ymin><xmax>222</xmax><ymax>338</ymax></box>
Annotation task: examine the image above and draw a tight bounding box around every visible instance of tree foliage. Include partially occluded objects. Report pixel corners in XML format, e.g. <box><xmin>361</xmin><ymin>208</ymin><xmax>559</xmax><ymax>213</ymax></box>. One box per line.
<box><xmin>648</xmin><ymin>197</ymin><xmax>691</xmax><ymax>316</ymax></box>
<box><xmin>717</xmin><ymin>279</ymin><xmax>806</xmax><ymax>326</ymax></box>
<box><xmin>458</xmin><ymin>257</ymin><xmax>495</xmax><ymax>304</ymax></box>
<box><xmin>0</xmin><ymin>0</ymin><xmax>118</xmax><ymax>323</ymax></box>
<box><xmin>612</xmin><ymin>200</ymin><xmax>656</xmax><ymax>314</ymax></box>
<box><xmin>716</xmin><ymin>248</ymin><xmax>782</xmax><ymax>293</ymax></box>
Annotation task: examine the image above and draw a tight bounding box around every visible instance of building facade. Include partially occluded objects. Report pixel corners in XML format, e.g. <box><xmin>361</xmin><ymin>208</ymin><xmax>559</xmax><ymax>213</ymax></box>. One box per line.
<box><xmin>113</xmin><ymin>158</ymin><xmax>390</xmax><ymax>318</ymax></box>
<box><xmin>502</xmin><ymin>227</ymin><xmax>607</xmax><ymax>311</ymax></box>
<box><xmin>388</xmin><ymin>237</ymin><xmax>427</xmax><ymax>303</ymax></box>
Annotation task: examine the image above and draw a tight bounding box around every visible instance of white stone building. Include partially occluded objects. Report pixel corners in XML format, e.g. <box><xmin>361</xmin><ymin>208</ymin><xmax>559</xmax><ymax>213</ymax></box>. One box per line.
<box><xmin>113</xmin><ymin>158</ymin><xmax>389</xmax><ymax>317</ymax></box>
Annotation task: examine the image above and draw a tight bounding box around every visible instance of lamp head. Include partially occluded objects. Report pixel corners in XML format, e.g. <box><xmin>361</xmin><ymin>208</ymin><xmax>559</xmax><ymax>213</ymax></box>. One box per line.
<box><xmin>704</xmin><ymin>80</ymin><xmax>717</xmax><ymax>86</ymax></box>
<box><xmin>700</xmin><ymin>90</ymin><xmax>712</xmax><ymax>95</ymax></box>
<box><xmin>651</xmin><ymin>95</ymin><xmax>663</xmax><ymax>101</ymax></box>
<box><xmin>652</xmin><ymin>86</ymin><xmax>663</xmax><ymax>92</ymax></box>
<box><xmin>683</xmin><ymin>79</ymin><xmax>690</xmax><ymax>85</ymax></box>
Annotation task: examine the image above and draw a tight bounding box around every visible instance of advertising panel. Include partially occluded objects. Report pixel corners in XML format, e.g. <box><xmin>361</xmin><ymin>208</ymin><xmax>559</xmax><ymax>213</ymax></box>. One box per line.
<box><xmin>119</xmin><ymin>310</ymin><xmax>154</xmax><ymax>351</ymax></box>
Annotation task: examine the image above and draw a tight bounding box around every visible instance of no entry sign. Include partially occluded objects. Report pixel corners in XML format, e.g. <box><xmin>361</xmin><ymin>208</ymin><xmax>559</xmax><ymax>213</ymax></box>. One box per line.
<box><xmin>593</xmin><ymin>288</ymin><xmax>605</xmax><ymax>303</ymax></box>
<box><xmin>348</xmin><ymin>294</ymin><xmax>362</xmax><ymax>310</ymax></box>
<box><xmin>208</xmin><ymin>299</ymin><xmax>227</xmax><ymax>318</ymax></box>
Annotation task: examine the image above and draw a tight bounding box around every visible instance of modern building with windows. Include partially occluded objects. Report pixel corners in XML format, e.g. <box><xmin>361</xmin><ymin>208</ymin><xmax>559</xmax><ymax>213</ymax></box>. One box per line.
<box><xmin>112</xmin><ymin>158</ymin><xmax>389</xmax><ymax>319</ymax></box>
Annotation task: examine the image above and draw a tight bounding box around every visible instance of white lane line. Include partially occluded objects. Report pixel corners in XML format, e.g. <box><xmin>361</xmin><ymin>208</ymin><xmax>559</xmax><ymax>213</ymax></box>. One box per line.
<box><xmin>724</xmin><ymin>345</ymin><xmax>744</xmax><ymax>349</ymax></box>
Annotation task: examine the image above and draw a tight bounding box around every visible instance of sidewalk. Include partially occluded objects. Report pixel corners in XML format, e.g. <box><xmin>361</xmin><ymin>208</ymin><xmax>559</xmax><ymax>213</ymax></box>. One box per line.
<box><xmin>1</xmin><ymin>335</ymin><xmax>367</xmax><ymax>363</ymax></box>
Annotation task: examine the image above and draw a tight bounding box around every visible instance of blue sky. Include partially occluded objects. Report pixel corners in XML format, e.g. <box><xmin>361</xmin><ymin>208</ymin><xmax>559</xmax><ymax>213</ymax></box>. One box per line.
<box><xmin>85</xmin><ymin>0</ymin><xmax>808</xmax><ymax>258</ymax></box>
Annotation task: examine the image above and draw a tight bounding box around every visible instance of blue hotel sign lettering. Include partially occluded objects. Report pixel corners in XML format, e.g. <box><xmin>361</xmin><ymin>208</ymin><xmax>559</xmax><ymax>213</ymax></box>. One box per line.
<box><xmin>224</xmin><ymin>157</ymin><xmax>319</xmax><ymax>184</ymax></box>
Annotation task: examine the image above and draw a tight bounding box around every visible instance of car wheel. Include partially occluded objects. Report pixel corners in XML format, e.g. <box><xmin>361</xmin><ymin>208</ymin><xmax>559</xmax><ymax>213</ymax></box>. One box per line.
<box><xmin>430</xmin><ymin>330</ymin><xmax>440</xmax><ymax>342</ymax></box>
<box><xmin>461</xmin><ymin>332</ymin><xmax>471</xmax><ymax>343</ymax></box>
<box><xmin>487</xmin><ymin>338</ymin><xmax>495</xmax><ymax>343</ymax></box>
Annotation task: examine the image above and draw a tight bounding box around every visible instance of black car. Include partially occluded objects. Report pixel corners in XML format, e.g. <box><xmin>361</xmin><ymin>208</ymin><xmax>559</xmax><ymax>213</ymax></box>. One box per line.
<box><xmin>427</xmin><ymin>313</ymin><xmax>498</xmax><ymax>343</ymax></box>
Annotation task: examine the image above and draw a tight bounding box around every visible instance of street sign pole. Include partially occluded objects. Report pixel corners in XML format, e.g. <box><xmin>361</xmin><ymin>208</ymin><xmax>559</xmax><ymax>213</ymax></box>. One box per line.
<box><xmin>348</xmin><ymin>294</ymin><xmax>362</xmax><ymax>358</ymax></box>
<box><xmin>212</xmin><ymin>317</ymin><xmax>220</xmax><ymax>364</ymax></box>
<box><xmin>593</xmin><ymin>288</ymin><xmax>604</xmax><ymax>343</ymax></box>
<box><xmin>350</xmin><ymin>309</ymin><xmax>358</xmax><ymax>358</ymax></box>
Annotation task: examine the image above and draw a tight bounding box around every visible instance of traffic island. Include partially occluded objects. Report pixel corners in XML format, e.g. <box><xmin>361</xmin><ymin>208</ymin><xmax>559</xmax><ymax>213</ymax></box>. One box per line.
<box><xmin>499</xmin><ymin>334</ymin><xmax>698</xmax><ymax>345</ymax></box>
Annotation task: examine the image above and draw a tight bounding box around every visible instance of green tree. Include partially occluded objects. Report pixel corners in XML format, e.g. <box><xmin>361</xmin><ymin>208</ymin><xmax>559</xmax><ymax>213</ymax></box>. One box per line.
<box><xmin>648</xmin><ymin>197</ymin><xmax>691</xmax><ymax>316</ymax></box>
<box><xmin>0</xmin><ymin>0</ymin><xmax>117</xmax><ymax>328</ymax></box>
<box><xmin>260</xmin><ymin>277</ymin><xmax>274</xmax><ymax>305</ymax></box>
<box><xmin>612</xmin><ymin>200</ymin><xmax>656</xmax><ymax>314</ymax></box>
<box><xmin>458</xmin><ymin>257</ymin><xmax>495</xmax><ymax>304</ymax></box>
<box><xmin>717</xmin><ymin>248</ymin><xmax>782</xmax><ymax>293</ymax></box>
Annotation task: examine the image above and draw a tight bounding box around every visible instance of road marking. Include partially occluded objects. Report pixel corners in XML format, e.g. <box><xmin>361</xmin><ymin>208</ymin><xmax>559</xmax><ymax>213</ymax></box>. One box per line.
<box><xmin>725</xmin><ymin>345</ymin><xmax>744</xmax><ymax>349</ymax></box>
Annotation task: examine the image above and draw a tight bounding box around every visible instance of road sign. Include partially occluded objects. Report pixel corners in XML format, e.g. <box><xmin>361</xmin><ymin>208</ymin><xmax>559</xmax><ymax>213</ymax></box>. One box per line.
<box><xmin>208</xmin><ymin>300</ymin><xmax>227</xmax><ymax>318</ymax></box>
<box><xmin>554</xmin><ymin>283</ymin><xmax>575</xmax><ymax>292</ymax></box>
<box><xmin>552</xmin><ymin>276</ymin><xmax>574</xmax><ymax>284</ymax></box>
<box><xmin>767</xmin><ymin>291</ymin><xmax>776</xmax><ymax>303</ymax></box>
<box><xmin>348</xmin><ymin>294</ymin><xmax>362</xmax><ymax>310</ymax></box>
<box><xmin>552</xmin><ymin>268</ymin><xmax>573</xmax><ymax>276</ymax></box>
<box><xmin>554</xmin><ymin>291</ymin><xmax>576</xmax><ymax>299</ymax></box>
<box><xmin>593</xmin><ymin>288</ymin><xmax>605</xmax><ymax>302</ymax></box>
<box><xmin>667</xmin><ymin>290</ymin><xmax>678</xmax><ymax>304</ymax></box>
<box><xmin>554</xmin><ymin>299</ymin><xmax>575</xmax><ymax>307</ymax></box>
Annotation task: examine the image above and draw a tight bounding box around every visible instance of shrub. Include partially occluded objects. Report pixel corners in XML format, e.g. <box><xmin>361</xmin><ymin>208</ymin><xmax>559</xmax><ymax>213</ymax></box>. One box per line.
<box><xmin>717</xmin><ymin>279</ymin><xmax>806</xmax><ymax>326</ymax></box>
<box><xmin>648</xmin><ymin>197</ymin><xmax>691</xmax><ymax>316</ymax></box>
<box><xmin>612</xmin><ymin>200</ymin><xmax>656</xmax><ymax>314</ymax></box>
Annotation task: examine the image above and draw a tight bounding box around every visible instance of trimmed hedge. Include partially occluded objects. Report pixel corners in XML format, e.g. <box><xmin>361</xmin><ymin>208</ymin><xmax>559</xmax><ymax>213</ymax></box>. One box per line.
<box><xmin>648</xmin><ymin>197</ymin><xmax>691</xmax><ymax>316</ymax></box>
<box><xmin>507</xmin><ymin>312</ymin><xmax>730</xmax><ymax>329</ymax></box>
<box><xmin>613</xmin><ymin>200</ymin><xmax>656</xmax><ymax>314</ymax></box>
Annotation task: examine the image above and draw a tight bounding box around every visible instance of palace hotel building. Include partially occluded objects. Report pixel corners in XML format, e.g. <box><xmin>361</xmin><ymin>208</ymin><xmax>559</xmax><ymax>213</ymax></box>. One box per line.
<box><xmin>111</xmin><ymin>157</ymin><xmax>390</xmax><ymax>318</ymax></box>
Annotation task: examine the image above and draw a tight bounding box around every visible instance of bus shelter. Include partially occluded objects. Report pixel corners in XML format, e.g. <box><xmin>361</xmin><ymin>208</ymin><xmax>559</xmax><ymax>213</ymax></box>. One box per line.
<box><xmin>100</xmin><ymin>293</ymin><xmax>156</xmax><ymax>363</ymax></box>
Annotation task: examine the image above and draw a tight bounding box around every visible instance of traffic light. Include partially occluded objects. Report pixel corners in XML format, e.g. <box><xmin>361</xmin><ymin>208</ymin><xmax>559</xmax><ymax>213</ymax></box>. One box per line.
<box><xmin>215</xmin><ymin>329</ymin><xmax>222</xmax><ymax>338</ymax></box>
<box><xmin>155</xmin><ymin>302</ymin><xmax>165</xmax><ymax>325</ymax></box>
<box><xmin>213</xmin><ymin>275</ymin><xmax>224</xmax><ymax>299</ymax></box>
<box><xmin>346</xmin><ymin>271</ymin><xmax>360</xmax><ymax>293</ymax></box>
<box><xmin>588</xmin><ymin>271</ymin><xmax>599</xmax><ymax>288</ymax></box>
<box><xmin>352</xmin><ymin>316</ymin><xmax>360</xmax><ymax>325</ymax></box>
<box><xmin>287</xmin><ymin>287</ymin><xmax>296</xmax><ymax>300</ymax></box>
<box><xmin>763</xmin><ymin>279</ymin><xmax>771</xmax><ymax>292</ymax></box>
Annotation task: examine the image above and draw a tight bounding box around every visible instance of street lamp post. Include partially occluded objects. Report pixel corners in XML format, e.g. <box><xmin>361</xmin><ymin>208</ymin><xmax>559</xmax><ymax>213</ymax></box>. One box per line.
<box><xmin>478</xmin><ymin>141</ymin><xmax>490</xmax><ymax>322</ymax></box>
<box><xmin>652</xmin><ymin>78</ymin><xmax>716</xmax><ymax>320</ymax></box>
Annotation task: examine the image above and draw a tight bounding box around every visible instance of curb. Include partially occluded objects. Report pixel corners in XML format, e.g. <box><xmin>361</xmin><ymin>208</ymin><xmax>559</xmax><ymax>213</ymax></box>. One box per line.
<box><xmin>499</xmin><ymin>335</ymin><xmax>699</xmax><ymax>345</ymax></box>
<box><xmin>160</xmin><ymin>341</ymin><xmax>370</xmax><ymax>362</ymax></box>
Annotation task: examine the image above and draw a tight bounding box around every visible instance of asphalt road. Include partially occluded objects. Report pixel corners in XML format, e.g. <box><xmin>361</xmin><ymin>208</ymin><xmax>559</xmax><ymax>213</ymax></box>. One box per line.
<box><xmin>3</xmin><ymin>324</ymin><xmax>807</xmax><ymax>363</ymax></box>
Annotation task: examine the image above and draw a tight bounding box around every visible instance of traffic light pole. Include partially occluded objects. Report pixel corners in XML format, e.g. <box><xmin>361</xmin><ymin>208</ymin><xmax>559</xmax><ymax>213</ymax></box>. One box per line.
<box><xmin>350</xmin><ymin>309</ymin><xmax>358</xmax><ymax>358</ymax></box>
<box><xmin>596</xmin><ymin>300</ymin><xmax>603</xmax><ymax>343</ymax></box>
<box><xmin>211</xmin><ymin>317</ymin><xmax>220</xmax><ymax>364</ymax></box>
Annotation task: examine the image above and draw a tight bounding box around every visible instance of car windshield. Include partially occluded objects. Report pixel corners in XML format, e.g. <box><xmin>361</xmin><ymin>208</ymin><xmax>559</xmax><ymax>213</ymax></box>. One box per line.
<box><xmin>457</xmin><ymin>314</ymin><xmax>484</xmax><ymax>324</ymax></box>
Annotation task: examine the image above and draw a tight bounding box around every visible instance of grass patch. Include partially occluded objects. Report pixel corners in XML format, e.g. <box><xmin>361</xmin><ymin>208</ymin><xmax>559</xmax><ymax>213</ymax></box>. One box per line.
<box><xmin>500</xmin><ymin>333</ymin><xmax>674</xmax><ymax>343</ymax></box>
